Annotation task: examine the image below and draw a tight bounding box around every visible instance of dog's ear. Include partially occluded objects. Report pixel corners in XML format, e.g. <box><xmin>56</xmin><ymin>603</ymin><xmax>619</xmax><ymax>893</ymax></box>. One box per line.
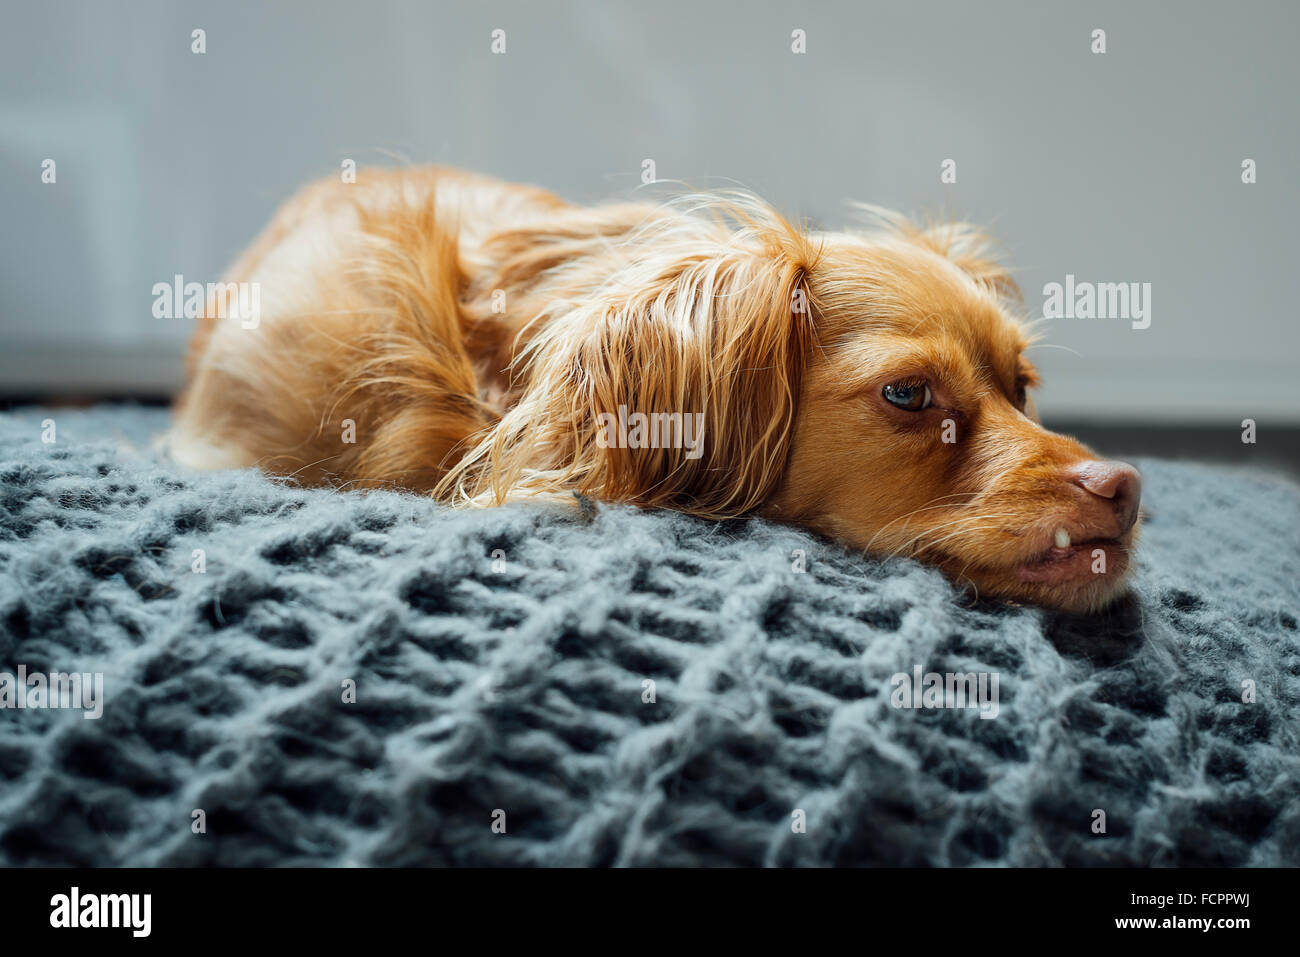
<box><xmin>911</xmin><ymin>220</ymin><xmax>1020</xmax><ymax>301</ymax></box>
<box><xmin>442</xmin><ymin>209</ymin><xmax>816</xmax><ymax>516</ymax></box>
<box><xmin>851</xmin><ymin>204</ymin><xmax>1020</xmax><ymax>302</ymax></box>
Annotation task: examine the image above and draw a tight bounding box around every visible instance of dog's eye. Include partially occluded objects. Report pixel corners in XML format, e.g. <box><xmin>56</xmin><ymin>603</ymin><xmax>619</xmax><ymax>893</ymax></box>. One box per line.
<box><xmin>1013</xmin><ymin>374</ymin><xmax>1034</xmax><ymax>411</ymax></box>
<box><xmin>882</xmin><ymin>382</ymin><xmax>932</xmax><ymax>411</ymax></box>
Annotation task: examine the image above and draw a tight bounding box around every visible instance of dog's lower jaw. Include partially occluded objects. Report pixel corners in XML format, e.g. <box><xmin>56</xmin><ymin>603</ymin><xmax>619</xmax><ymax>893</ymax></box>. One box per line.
<box><xmin>939</xmin><ymin>527</ymin><xmax>1140</xmax><ymax>613</ymax></box>
<box><xmin>770</xmin><ymin>499</ymin><xmax>1140</xmax><ymax>613</ymax></box>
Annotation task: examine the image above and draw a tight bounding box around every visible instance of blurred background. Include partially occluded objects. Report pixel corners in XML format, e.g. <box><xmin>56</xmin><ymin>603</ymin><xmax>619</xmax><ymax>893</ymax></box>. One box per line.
<box><xmin>2</xmin><ymin>0</ymin><xmax>1297</xmax><ymax>471</ymax></box>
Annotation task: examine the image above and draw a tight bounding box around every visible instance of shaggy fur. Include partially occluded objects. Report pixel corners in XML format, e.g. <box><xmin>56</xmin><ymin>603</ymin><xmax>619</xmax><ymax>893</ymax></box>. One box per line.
<box><xmin>2</xmin><ymin>406</ymin><xmax>1298</xmax><ymax>866</ymax></box>
<box><xmin>171</xmin><ymin>167</ymin><xmax>1142</xmax><ymax>612</ymax></box>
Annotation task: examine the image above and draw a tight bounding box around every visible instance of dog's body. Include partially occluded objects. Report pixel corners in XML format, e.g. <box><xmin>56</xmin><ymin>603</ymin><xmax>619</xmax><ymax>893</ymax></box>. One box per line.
<box><xmin>172</xmin><ymin>166</ymin><xmax>1140</xmax><ymax>611</ymax></box>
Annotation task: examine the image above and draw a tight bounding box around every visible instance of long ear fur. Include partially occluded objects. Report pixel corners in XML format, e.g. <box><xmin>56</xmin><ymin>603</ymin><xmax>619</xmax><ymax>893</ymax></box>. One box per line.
<box><xmin>438</xmin><ymin>197</ymin><xmax>819</xmax><ymax>517</ymax></box>
<box><xmin>850</xmin><ymin>203</ymin><xmax>1020</xmax><ymax>302</ymax></box>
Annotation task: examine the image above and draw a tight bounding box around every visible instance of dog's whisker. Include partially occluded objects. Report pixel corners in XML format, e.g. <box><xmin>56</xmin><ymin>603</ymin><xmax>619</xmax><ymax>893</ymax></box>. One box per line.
<box><xmin>862</xmin><ymin>494</ymin><xmax>984</xmax><ymax>552</ymax></box>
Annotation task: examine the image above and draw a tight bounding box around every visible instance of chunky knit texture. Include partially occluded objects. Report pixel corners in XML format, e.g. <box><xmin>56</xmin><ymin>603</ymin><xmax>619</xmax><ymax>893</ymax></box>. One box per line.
<box><xmin>0</xmin><ymin>405</ymin><xmax>1297</xmax><ymax>866</ymax></box>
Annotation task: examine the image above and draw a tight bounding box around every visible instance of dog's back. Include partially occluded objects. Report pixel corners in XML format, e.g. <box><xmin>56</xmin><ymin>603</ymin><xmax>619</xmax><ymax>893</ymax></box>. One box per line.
<box><xmin>170</xmin><ymin>166</ymin><xmax>567</xmax><ymax>489</ymax></box>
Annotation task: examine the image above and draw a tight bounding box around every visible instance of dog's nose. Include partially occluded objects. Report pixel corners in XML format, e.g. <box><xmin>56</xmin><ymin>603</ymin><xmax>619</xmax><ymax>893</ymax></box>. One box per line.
<box><xmin>1067</xmin><ymin>459</ymin><xmax>1141</xmax><ymax>533</ymax></box>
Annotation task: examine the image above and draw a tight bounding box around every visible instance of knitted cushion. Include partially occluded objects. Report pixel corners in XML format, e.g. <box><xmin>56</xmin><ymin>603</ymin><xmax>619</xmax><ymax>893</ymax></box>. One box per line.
<box><xmin>0</xmin><ymin>405</ymin><xmax>1297</xmax><ymax>865</ymax></box>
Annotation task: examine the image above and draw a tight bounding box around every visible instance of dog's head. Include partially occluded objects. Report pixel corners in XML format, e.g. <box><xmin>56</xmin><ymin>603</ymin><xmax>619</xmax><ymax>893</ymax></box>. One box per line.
<box><xmin>455</xmin><ymin>195</ymin><xmax>1141</xmax><ymax>613</ymax></box>
<box><xmin>764</xmin><ymin>213</ymin><xmax>1141</xmax><ymax>612</ymax></box>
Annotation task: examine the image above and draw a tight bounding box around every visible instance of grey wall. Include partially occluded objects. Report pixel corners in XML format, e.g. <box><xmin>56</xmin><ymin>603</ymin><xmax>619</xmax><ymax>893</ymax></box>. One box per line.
<box><xmin>2</xmin><ymin>0</ymin><xmax>1297</xmax><ymax>423</ymax></box>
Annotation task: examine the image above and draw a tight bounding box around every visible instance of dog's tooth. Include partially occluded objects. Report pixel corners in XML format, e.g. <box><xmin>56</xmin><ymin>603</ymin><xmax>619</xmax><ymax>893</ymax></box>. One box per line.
<box><xmin>1054</xmin><ymin>527</ymin><xmax>1071</xmax><ymax>549</ymax></box>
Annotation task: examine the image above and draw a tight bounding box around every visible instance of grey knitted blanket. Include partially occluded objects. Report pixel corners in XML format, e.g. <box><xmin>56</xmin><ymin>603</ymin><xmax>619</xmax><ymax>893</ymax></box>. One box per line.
<box><xmin>0</xmin><ymin>405</ymin><xmax>1297</xmax><ymax>866</ymax></box>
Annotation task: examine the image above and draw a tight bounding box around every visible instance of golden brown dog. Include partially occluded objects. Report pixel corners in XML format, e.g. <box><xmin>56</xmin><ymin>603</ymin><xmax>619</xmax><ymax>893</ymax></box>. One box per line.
<box><xmin>171</xmin><ymin>166</ymin><xmax>1141</xmax><ymax>612</ymax></box>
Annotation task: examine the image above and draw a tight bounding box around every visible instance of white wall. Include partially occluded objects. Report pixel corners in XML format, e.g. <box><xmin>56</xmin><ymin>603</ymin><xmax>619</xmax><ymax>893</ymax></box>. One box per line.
<box><xmin>2</xmin><ymin>0</ymin><xmax>1297</xmax><ymax>423</ymax></box>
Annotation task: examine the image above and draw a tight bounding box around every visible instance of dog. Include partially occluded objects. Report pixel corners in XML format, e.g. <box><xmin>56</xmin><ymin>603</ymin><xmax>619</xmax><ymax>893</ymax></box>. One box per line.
<box><xmin>170</xmin><ymin>166</ymin><xmax>1141</xmax><ymax>612</ymax></box>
